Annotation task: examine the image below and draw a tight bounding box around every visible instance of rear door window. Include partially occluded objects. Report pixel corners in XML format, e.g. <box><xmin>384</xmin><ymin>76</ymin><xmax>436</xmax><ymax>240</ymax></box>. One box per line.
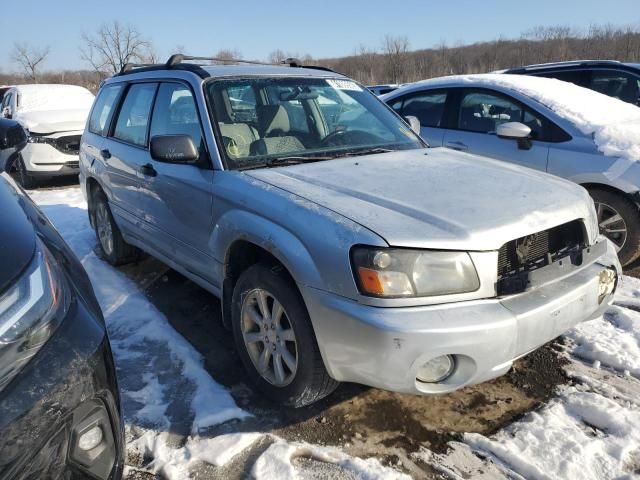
<box><xmin>394</xmin><ymin>91</ymin><xmax>448</xmax><ymax>128</ymax></box>
<box><xmin>113</xmin><ymin>83</ymin><xmax>158</xmax><ymax>147</ymax></box>
<box><xmin>589</xmin><ymin>70</ymin><xmax>640</xmax><ymax>104</ymax></box>
<box><xmin>88</xmin><ymin>84</ymin><xmax>123</xmax><ymax>136</ymax></box>
<box><xmin>532</xmin><ymin>70</ymin><xmax>586</xmax><ymax>86</ymax></box>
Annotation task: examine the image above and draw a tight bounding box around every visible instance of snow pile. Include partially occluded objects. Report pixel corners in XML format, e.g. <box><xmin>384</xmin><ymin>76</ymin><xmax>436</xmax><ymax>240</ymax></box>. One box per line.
<box><xmin>29</xmin><ymin>187</ymin><xmax>247</xmax><ymax>435</ymax></box>
<box><xmin>252</xmin><ymin>439</ymin><xmax>410</xmax><ymax>480</ymax></box>
<box><xmin>566</xmin><ymin>276</ymin><xmax>640</xmax><ymax>378</ymax></box>
<box><xmin>406</xmin><ymin>73</ymin><xmax>640</xmax><ymax>162</ymax></box>
<box><xmin>13</xmin><ymin>84</ymin><xmax>94</xmax><ymax>113</ymax></box>
<box><xmin>465</xmin><ymin>386</ymin><xmax>640</xmax><ymax>480</ymax></box>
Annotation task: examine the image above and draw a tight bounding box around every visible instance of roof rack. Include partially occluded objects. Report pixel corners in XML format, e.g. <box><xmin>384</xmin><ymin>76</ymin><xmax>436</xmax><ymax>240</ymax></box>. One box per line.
<box><xmin>116</xmin><ymin>54</ymin><xmax>336</xmax><ymax>76</ymax></box>
<box><xmin>514</xmin><ymin>59</ymin><xmax>622</xmax><ymax>71</ymax></box>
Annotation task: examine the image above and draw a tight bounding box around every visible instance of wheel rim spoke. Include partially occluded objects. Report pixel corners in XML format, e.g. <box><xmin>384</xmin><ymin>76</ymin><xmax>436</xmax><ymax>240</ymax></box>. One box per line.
<box><xmin>273</xmin><ymin>353</ymin><xmax>286</xmax><ymax>383</ymax></box>
<box><xmin>257</xmin><ymin>347</ymin><xmax>271</xmax><ymax>373</ymax></box>
<box><xmin>247</xmin><ymin>306</ymin><xmax>264</xmax><ymax>328</ymax></box>
<box><xmin>271</xmin><ymin>299</ymin><xmax>284</xmax><ymax>325</ymax></box>
<box><xmin>256</xmin><ymin>290</ymin><xmax>270</xmax><ymax>320</ymax></box>
<box><xmin>244</xmin><ymin>332</ymin><xmax>263</xmax><ymax>344</ymax></box>
<box><xmin>280</xmin><ymin>328</ymin><xmax>296</xmax><ymax>342</ymax></box>
<box><xmin>599</xmin><ymin>213</ymin><xmax>623</xmax><ymax>228</ymax></box>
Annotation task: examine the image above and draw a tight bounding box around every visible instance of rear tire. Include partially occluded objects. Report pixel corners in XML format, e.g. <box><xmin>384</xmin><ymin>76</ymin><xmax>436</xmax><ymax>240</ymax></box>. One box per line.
<box><xmin>92</xmin><ymin>190</ymin><xmax>141</xmax><ymax>265</ymax></box>
<box><xmin>589</xmin><ymin>188</ymin><xmax>640</xmax><ymax>266</ymax></box>
<box><xmin>231</xmin><ymin>262</ymin><xmax>338</xmax><ymax>407</ymax></box>
<box><xmin>10</xmin><ymin>155</ymin><xmax>37</xmax><ymax>189</ymax></box>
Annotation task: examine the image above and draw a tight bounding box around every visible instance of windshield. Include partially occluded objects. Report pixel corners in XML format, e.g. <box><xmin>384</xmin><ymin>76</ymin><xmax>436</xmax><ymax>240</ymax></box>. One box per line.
<box><xmin>205</xmin><ymin>77</ymin><xmax>424</xmax><ymax>169</ymax></box>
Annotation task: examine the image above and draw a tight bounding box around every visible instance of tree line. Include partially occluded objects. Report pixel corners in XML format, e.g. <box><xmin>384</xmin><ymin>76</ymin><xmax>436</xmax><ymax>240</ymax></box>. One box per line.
<box><xmin>2</xmin><ymin>22</ymin><xmax>640</xmax><ymax>92</ymax></box>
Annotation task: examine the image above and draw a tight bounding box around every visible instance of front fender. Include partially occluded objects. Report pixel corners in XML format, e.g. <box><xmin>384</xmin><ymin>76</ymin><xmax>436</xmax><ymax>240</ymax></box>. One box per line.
<box><xmin>211</xmin><ymin>209</ymin><xmax>324</xmax><ymax>290</ymax></box>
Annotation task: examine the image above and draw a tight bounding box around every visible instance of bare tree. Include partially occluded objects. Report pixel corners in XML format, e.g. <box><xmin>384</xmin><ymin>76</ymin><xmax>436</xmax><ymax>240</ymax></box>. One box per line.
<box><xmin>80</xmin><ymin>21</ymin><xmax>153</xmax><ymax>74</ymax></box>
<box><xmin>213</xmin><ymin>48</ymin><xmax>242</xmax><ymax>64</ymax></box>
<box><xmin>10</xmin><ymin>42</ymin><xmax>50</xmax><ymax>81</ymax></box>
<box><xmin>382</xmin><ymin>35</ymin><xmax>410</xmax><ymax>83</ymax></box>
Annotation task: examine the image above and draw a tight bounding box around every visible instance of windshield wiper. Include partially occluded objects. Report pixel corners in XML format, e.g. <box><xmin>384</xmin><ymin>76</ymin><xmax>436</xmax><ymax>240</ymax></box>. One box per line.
<box><xmin>265</xmin><ymin>156</ymin><xmax>332</xmax><ymax>167</ymax></box>
<box><xmin>338</xmin><ymin>147</ymin><xmax>395</xmax><ymax>158</ymax></box>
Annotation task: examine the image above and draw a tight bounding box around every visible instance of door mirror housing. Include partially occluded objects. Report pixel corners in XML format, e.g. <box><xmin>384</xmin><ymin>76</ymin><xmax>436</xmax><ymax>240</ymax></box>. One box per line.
<box><xmin>404</xmin><ymin>115</ymin><xmax>421</xmax><ymax>135</ymax></box>
<box><xmin>150</xmin><ymin>135</ymin><xmax>198</xmax><ymax>163</ymax></box>
<box><xmin>496</xmin><ymin>122</ymin><xmax>531</xmax><ymax>139</ymax></box>
<box><xmin>496</xmin><ymin>122</ymin><xmax>532</xmax><ymax>150</ymax></box>
<box><xmin>0</xmin><ymin>118</ymin><xmax>28</xmax><ymax>173</ymax></box>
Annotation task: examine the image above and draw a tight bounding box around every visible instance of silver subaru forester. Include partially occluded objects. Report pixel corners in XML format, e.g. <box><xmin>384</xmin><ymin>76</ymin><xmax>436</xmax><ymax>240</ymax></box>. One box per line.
<box><xmin>80</xmin><ymin>55</ymin><xmax>619</xmax><ymax>407</ymax></box>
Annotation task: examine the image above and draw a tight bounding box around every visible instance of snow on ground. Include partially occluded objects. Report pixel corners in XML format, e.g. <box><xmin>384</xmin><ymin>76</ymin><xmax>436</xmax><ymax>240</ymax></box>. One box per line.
<box><xmin>30</xmin><ymin>186</ymin><xmax>407</xmax><ymax>479</ymax></box>
<box><xmin>391</xmin><ymin>74</ymin><xmax>640</xmax><ymax>163</ymax></box>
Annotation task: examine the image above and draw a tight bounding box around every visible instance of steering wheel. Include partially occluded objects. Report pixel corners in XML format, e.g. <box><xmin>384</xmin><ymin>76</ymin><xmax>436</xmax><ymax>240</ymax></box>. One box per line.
<box><xmin>321</xmin><ymin>129</ymin><xmax>382</xmax><ymax>147</ymax></box>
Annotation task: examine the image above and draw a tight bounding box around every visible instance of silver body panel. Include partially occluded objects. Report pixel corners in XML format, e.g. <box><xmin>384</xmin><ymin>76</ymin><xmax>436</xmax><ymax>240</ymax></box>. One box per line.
<box><xmin>80</xmin><ymin>65</ymin><xmax>620</xmax><ymax>394</ymax></box>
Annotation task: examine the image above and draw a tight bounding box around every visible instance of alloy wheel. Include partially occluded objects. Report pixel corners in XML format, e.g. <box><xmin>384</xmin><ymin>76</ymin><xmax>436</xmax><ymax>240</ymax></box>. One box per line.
<box><xmin>595</xmin><ymin>201</ymin><xmax>627</xmax><ymax>252</ymax></box>
<box><xmin>95</xmin><ymin>202</ymin><xmax>114</xmax><ymax>255</ymax></box>
<box><xmin>241</xmin><ymin>288</ymin><xmax>298</xmax><ymax>386</ymax></box>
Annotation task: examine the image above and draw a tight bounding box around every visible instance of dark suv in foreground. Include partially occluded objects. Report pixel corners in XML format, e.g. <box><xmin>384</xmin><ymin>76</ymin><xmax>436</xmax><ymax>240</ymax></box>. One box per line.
<box><xmin>0</xmin><ymin>118</ymin><xmax>123</xmax><ymax>480</ymax></box>
<box><xmin>504</xmin><ymin>60</ymin><xmax>640</xmax><ymax>106</ymax></box>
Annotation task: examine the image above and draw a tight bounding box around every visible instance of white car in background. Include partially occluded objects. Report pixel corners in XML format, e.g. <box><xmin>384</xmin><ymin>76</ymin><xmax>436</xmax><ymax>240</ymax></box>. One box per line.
<box><xmin>1</xmin><ymin>84</ymin><xmax>94</xmax><ymax>188</ymax></box>
<box><xmin>383</xmin><ymin>74</ymin><xmax>640</xmax><ymax>265</ymax></box>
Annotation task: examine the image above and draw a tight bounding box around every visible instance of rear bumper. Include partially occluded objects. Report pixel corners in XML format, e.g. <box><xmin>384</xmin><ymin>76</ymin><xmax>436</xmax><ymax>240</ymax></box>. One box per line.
<box><xmin>304</xmin><ymin>239</ymin><xmax>620</xmax><ymax>395</ymax></box>
<box><xmin>0</xmin><ymin>290</ymin><xmax>123</xmax><ymax>479</ymax></box>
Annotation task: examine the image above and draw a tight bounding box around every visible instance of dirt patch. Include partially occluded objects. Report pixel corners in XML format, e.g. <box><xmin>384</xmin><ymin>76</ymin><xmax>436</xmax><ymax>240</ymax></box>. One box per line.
<box><xmin>138</xmin><ymin>266</ymin><xmax>571</xmax><ymax>478</ymax></box>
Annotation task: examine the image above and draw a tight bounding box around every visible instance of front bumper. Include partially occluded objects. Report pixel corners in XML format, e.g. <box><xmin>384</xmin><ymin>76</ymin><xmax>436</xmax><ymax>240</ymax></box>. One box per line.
<box><xmin>21</xmin><ymin>143</ymin><xmax>80</xmax><ymax>175</ymax></box>
<box><xmin>304</xmin><ymin>239</ymin><xmax>620</xmax><ymax>395</ymax></box>
<box><xmin>0</xmin><ymin>288</ymin><xmax>123</xmax><ymax>479</ymax></box>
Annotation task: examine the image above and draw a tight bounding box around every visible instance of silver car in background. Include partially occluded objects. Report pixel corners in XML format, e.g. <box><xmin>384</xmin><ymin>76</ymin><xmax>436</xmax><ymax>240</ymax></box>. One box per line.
<box><xmin>383</xmin><ymin>74</ymin><xmax>640</xmax><ymax>265</ymax></box>
<box><xmin>80</xmin><ymin>57</ymin><xmax>620</xmax><ymax>407</ymax></box>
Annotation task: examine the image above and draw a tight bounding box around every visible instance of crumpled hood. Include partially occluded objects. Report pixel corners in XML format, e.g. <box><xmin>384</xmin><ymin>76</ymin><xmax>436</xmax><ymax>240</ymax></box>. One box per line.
<box><xmin>246</xmin><ymin>148</ymin><xmax>597</xmax><ymax>251</ymax></box>
<box><xmin>17</xmin><ymin>109</ymin><xmax>89</xmax><ymax>134</ymax></box>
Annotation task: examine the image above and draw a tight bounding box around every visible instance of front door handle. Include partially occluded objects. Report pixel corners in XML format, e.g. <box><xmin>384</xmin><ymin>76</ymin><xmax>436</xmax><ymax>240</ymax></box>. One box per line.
<box><xmin>140</xmin><ymin>163</ymin><xmax>157</xmax><ymax>177</ymax></box>
<box><xmin>445</xmin><ymin>141</ymin><xmax>468</xmax><ymax>152</ymax></box>
<box><xmin>100</xmin><ymin>149</ymin><xmax>111</xmax><ymax>160</ymax></box>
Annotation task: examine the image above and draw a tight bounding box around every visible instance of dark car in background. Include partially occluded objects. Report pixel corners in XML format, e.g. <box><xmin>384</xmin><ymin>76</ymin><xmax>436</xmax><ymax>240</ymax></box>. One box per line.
<box><xmin>0</xmin><ymin>118</ymin><xmax>123</xmax><ymax>479</ymax></box>
<box><xmin>504</xmin><ymin>60</ymin><xmax>640</xmax><ymax>106</ymax></box>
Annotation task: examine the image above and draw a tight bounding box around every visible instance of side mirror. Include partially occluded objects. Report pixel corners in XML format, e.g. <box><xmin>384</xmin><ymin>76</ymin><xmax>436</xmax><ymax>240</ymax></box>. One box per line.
<box><xmin>404</xmin><ymin>115</ymin><xmax>421</xmax><ymax>135</ymax></box>
<box><xmin>496</xmin><ymin>122</ymin><xmax>532</xmax><ymax>150</ymax></box>
<box><xmin>0</xmin><ymin>118</ymin><xmax>28</xmax><ymax>173</ymax></box>
<box><xmin>2</xmin><ymin>106</ymin><xmax>12</xmax><ymax>119</ymax></box>
<box><xmin>150</xmin><ymin>135</ymin><xmax>198</xmax><ymax>163</ymax></box>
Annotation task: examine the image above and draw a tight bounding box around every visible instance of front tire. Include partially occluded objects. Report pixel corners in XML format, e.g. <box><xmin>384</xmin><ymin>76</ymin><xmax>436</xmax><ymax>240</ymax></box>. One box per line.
<box><xmin>590</xmin><ymin>188</ymin><xmax>640</xmax><ymax>266</ymax></box>
<box><xmin>92</xmin><ymin>190</ymin><xmax>141</xmax><ymax>265</ymax></box>
<box><xmin>231</xmin><ymin>263</ymin><xmax>338</xmax><ymax>407</ymax></box>
<box><xmin>10</xmin><ymin>155</ymin><xmax>37</xmax><ymax>189</ymax></box>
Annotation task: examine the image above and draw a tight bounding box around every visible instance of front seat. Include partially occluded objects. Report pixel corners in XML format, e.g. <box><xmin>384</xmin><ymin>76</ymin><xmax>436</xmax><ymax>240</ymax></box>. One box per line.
<box><xmin>250</xmin><ymin>105</ymin><xmax>304</xmax><ymax>156</ymax></box>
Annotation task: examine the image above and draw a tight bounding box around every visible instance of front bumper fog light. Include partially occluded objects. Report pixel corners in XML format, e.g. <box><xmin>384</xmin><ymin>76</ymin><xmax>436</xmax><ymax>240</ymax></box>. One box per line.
<box><xmin>416</xmin><ymin>355</ymin><xmax>455</xmax><ymax>383</ymax></box>
<box><xmin>78</xmin><ymin>425</ymin><xmax>104</xmax><ymax>451</ymax></box>
<box><xmin>598</xmin><ymin>268</ymin><xmax>617</xmax><ymax>304</ymax></box>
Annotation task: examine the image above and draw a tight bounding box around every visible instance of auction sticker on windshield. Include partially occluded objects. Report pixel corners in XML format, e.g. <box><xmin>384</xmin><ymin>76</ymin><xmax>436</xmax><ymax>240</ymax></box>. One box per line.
<box><xmin>327</xmin><ymin>79</ymin><xmax>363</xmax><ymax>91</ymax></box>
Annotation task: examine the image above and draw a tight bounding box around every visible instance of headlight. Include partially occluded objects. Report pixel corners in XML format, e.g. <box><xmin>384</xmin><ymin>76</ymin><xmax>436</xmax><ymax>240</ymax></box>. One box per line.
<box><xmin>351</xmin><ymin>247</ymin><xmax>480</xmax><ymax>298</ymax></box>
<box><xmin>0</xmin><ymin>238</ymin><xmax>70</xmax><ymax>391</ymax></box>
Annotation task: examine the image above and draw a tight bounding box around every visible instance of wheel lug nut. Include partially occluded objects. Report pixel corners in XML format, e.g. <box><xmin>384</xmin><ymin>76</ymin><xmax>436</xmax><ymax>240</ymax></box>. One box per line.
<box><xmin>272</xmin><ymin>344</ymin><xmax>276</xmax><ymax>350</ymax></box>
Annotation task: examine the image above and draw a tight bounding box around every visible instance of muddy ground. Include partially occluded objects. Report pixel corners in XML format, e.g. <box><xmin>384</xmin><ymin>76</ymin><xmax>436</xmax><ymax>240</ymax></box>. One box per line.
<box><xmin>119</xmin><ymin>255</ymin><xmax>572</xmax><ymax>479</ymax></box>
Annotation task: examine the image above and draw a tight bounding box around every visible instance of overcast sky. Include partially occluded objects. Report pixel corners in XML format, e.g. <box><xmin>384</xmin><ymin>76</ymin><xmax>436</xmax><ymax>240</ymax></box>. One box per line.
<box><xmin>1</xmin><ymin>0</ymin><xmax>639</xmax><ymax>71</ymax></box>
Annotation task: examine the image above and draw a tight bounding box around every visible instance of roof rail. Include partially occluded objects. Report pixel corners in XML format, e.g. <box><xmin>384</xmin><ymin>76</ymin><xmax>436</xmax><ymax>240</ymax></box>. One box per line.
<box><xmin>115</xmin><ymin>54</ymin><xmax>337</xmax><ymax>77</ymax></box>
<box><xmin>517</xmin><ymin>59</ymin><xmax>622</xmax><ymax>71</ymax></box>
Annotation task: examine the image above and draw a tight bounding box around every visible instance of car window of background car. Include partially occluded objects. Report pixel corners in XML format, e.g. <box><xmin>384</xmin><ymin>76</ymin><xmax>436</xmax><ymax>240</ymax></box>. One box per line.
<box><xmin>533</xmin><ymin>70</ymin><xmax>585</xmax><ymax>86</ymax></box>
<box><xmin>458</xmin><ymin>91</ymin><xmax>544</xmax><ymax>139</ymax></box>
<box><xmin>392</xmin><ymin>92</ymin><xmax>448</xmax><ymax>128</ymax></box>
<box><xmin>88</xmin><ymin>84</ymin><xmax>123</xmax><ymax>136</ymax></box>
<box><xmin>589</xmin><ymin>70</ymin><xmax>640</xmax><ymax>104</ymax></box>
<box><xmin>150</xmin><ymin>83</ymin><xmax>204</xmax><ymax>160</ymax></box>
<box><xmin>113</xmin><ymin>83</ymin><xmax>157</xmax><ymax>147</ymax></box>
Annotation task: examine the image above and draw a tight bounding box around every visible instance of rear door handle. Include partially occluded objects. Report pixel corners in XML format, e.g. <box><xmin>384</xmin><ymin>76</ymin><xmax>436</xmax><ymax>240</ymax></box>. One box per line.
<box><xmin>139</xmin><ymin>163</ymin><xmax>157</xmax><ymax>177</ymax></box>
<box><xmin>445</xmin><ymin>141</ymin><xmax>468</xmax><ymax>152</ymax></box>
<box><xmin>100</xmin><ymin>149</ymin><xmax>111</xmax><ymax>160</ymax></box>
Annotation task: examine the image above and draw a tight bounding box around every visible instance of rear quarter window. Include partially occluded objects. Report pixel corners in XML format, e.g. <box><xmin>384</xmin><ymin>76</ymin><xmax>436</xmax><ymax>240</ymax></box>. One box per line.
<box><xmin>88</xmin><ymin>84</ymin><xmax>123</xmax><ymax>136</ymax></box>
